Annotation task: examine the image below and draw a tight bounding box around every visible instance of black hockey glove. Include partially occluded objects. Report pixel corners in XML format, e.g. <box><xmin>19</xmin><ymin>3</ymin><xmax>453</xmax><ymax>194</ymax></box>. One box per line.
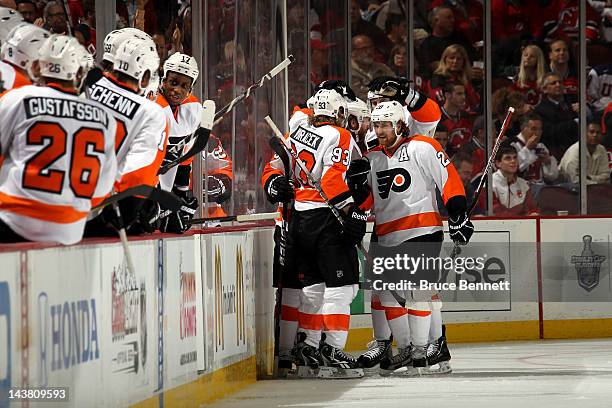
<box><xmin>368</xmin><ymin>76</ymin><xmax>424</xmax><ymax>110</ymax></box>
<box><xmin>315</xmin><ymin>79</ymin><xmax>357</xmax><ymax>101</ymax></box>
<box><xmin>264</xmin><ymin>174</ymin><xmax>295</xmax><ymax>204</ymax></box>
<box><xmin>128</xmin><ymin>199</ymin><xmax>160</xmax><ymax>234</ymax></box>
<box><xmin>448</xmin><ymin>211</ymin><xmax>474</xmax><ymax>245</ymax></box>
<box><xmin>340</xmin><ymin>204</ymin><xmax>368</xmax><ymax>246</ymax></box>
<box><xmin>346</xmin><ymin>158</ymin><xmax>371</xmax><ymax>206</ymax></box>
<box><xmin>159</xmin><ymin>195</ymin><xmax>199</xmax><ymax>234</ymax></box>
<box><xmin>205</xmin><ymin>174</ymin><xmax>232</xmax><ymax>204</ymax></box>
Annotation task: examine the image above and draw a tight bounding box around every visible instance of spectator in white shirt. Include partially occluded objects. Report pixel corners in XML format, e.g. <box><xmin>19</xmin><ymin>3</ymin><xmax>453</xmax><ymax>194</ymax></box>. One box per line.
<box><xmin>559</xmin><ymin>122</ymin><xmax>611</xmax><ymax>185</ymax></box>
<box><xmin>492</xmin><ymin>145</ymin><xmax>539</xmax><ymax>216</ymax></box>
<box><xmin>510</xmin><ymin>113</ymin><xmax>559</xmax><ymax>185</ymax></box>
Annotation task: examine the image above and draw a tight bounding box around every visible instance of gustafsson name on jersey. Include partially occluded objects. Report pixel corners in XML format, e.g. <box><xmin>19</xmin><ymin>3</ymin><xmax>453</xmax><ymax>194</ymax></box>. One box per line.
<box><xmin>88</xmin><ymin>84</ymin><xmax>140</xmax><ymax>119</ymax></box>
<box><xmin>291</xmin><ymin>127</ymin><xmax>323</xmax><ymax>150</ymax></box>
<box><xmin>24</xmin><ymin>97</ymin><xmax>109</xmax><ymax>127</ymax></box>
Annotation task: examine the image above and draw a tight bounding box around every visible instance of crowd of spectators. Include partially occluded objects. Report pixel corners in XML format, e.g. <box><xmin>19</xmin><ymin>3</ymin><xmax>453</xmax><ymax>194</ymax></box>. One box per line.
<box><xmin>341</xmin><ymin>0</ymin><xmax>612</xmax><ymax>216</ymax></box>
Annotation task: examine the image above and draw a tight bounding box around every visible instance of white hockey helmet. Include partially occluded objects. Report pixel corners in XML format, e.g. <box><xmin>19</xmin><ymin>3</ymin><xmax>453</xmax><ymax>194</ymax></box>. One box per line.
<box><xmin>1</xmin><ymin>24</ymin><xmax>49</xmax><ymax>78</ymax></box>
<box><xmin>144</xmin><ymin>69</ymin><xmax>160</xmax><ymax>100</ymax></box>
<box><xmin>347</xmin><ymin>98</ymin><xmax>370</xmax><ymax>126</ymax></box>
<box><xmin>163</xmin><ymin>52</ymin><xmax>199</xmax><ymax>84</ymax></box>
<box><xmin>102</xmin><ymin>27</ymin><xmax>151</xmax><ymax>64</ymax></box>
<box><xmin>370</xmin><ymin>101</ymin><xmax>405</xmax><ymax>137</ymax></box>
<box><xmin>74</xmin><ymin>43</ymin><xmax>94</xmax><ymax>89</ymax></box>
<box><xmin>0</xmin><ymin>7</ymin><xmax>24</xmax><ymax>47</ymax></box>
<box><xmin>113</xmin><ymin>36</ymin><xmax>160</xmax><ymax>94</ymax></box>
<box><xmin>38</xmin><ymin>34</ymin><xmax>82</xmax><ymax>82</ymax></box>
<box><xmin>312</xmin><ymin>88</ymin><xmax>348</xmax><ymax>126</ymax></box>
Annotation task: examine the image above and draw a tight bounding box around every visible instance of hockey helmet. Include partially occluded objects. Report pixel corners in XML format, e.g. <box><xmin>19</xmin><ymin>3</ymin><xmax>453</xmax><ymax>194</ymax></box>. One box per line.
<box><xmin>0</xmin><ymin>7</ymin><xmax>24</xmax><ymax>47</ymax></box>
<box><xmin>347</xmin><ymin>98</ymin><xmax>370</xmax><ymax>127</ymax></box>
<box><xmin>1</xmin><ymin>23</ymin><xmax>49</xmax><ymax>79</ymax></box>
<box><xmin>113</xmin><ymin>36</ymin><xmax>160</xmax><ymax>95</ymax></box>
<box><xmin>370</xmin><ymin>101</ymin><xmax>405</xmax><ymax>137</ymax></box>
<box><xmin>103</xmin><ymin>27</ymin><xmax>151</xmax><ymax>64</ymax></box>
<box><xmin>312</xmin><ymin>88</ymin><xmax>348</xmax><ymax>127</ymax></box>
<box><xmin>38</xmin><ymin>34</ymin><xmax>82</xmax><ymax>82</ymax></box>
<box><xmin>163</xmin><ymin>52</ymin><xmax>199</xmax><ymax>84</ymax></box>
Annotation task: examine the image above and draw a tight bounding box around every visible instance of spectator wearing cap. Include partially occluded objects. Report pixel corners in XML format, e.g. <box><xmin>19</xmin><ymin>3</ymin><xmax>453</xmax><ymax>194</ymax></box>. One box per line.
<box><xmin>16</xmin><ymin>0</ymin><xmax>36</xmax><ymax>23</ymax></box>
<box><xmin>416</xmin><ymin>5</ymin><xmax>474</xmax><ymax>79</ymax></box>
<box><xmin>492</xmin><ymin>144</ymin><xmax>539</xmax><ymax>216</ymax></box>
<box><xmin>535</xmin><ymin>72</ymin><xmax>579</xmax><ymax>160</ymax></box>
<box><xmin>43</xmin><ymin>1</ymin><xmax>68</xmax><ymax>34</ymax></box>
<box><xmin>547</xmin><ymin>39</ymin><xmax>578</xmax><ymax>102</ymax></box>
<box><xmin>559</xmin><ymin>122</ymin><xmax>611</xmax><ymax>185</ymax></box>
<box><xmin>350</xmin><ymin>0</ymin><xmax>392</xmax><ymax>61</ymax></box>
<box><xmin>510</xmin><ymin>113</ymin><xmax>559</xmax><ymax>186</ymax></box>
<box><xmin>350</xmin><ymin>34</ymin><xmax>394</xmax><ymax>100</ymax></box>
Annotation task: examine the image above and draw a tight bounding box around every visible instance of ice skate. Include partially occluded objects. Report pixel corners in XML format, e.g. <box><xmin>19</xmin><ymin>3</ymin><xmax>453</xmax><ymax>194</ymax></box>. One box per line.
<box><xmin>357</xmin><ymin>336</ymin><xmax>393</xmax><ymax>371</ymax></box>
<box><xmin>421</xmin><ymin>330</ymin><xmax>452</xmax><ymax>375</ymax></box>
<box><xmin>292</xmin><ymin>333</ymin><xmax>325</xmax><ymax>378</ymax></box>
<box><xmin>318</xmin><ymin>343</ymin><xmax>364</xmax><ymax>379</ymax></box>
<box><xmin>379</xmin><ymin>346</ymin><xmax>418</xmax><ymax>376</ymax></box>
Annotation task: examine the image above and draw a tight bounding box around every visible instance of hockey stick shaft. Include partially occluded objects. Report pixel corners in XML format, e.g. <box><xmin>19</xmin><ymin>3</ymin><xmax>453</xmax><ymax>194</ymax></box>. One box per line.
<box><xmin>264</xmin><ymin>116</ymin><xmax>373</xmax><ymax>262</ymax></box>
<box><xmin>186</xmin><ymin>211</ymin><xmax>279</xmax><ymax>225</ymax></box>
<box><xmin>166</xmin><ymin>55</ymin><xmax>295</xmax><ymax>157</ymax></box>
<box><xmin>450</xmin><ymin>107</ymin><xmax>514</xmax><ymax>258</ymax></box>
<box><xmin>112</xmin><ymin>202</ymin><xmax>137</xmax><ymax>277</ymax></box>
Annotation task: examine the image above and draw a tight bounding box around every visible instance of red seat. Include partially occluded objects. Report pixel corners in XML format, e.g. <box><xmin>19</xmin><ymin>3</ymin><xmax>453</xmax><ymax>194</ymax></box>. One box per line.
<box><xmin>537</xmin><ymin>186</ymin><xmax>580</xmax><ymax>215</ymax></box>
<box><xmin>587</xmin><ymin>184</ymin><xmax>612</xmax><ymax>215</ymax></box>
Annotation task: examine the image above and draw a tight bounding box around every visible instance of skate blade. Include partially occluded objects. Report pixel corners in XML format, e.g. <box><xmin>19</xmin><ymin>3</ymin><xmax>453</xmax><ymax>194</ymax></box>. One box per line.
<box><xmin>363</xmin><ymin>365</ymin><xmax>381</xmax><ymax>376</ymax></box>
<box><xmin>420</xmin><ymin>361</ymin><xmax>452</xmax><ymax>375</ymax></box>
<box><xmin>317</xmin><ymin>366</ymin><xmax>364</xmax><ymax>379</ymax></box>
<box><xmin>380</xmin><ymin>366</ymin><xmax>419</xmax><ymax>377</ymax></box>
<box><xmin>291</xmin><ymin>365</ymin><xmax>319</xmax><ymax>378</ymax></box>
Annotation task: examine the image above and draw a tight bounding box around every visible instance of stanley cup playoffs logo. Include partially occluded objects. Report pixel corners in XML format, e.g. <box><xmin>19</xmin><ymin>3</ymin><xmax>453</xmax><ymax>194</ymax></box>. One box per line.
<box><xmin>571</xmin><ymin>235</ymin><xmax>606</xmax><ymax>292</ymax></box>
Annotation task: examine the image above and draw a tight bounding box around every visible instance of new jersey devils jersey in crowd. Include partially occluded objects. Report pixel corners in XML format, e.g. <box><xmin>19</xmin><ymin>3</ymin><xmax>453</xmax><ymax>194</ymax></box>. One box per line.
<box><xmin>439</xmin><ymin>106</ymin><xmax>472</xmax><ymax>154</ymax></box>
<box><xmin>156</xmin><ymin>93</ymin><xmax>202</xmax><ymax>191</ymax></box>
<box><xmin>0</xmin><ymin>84</ymin><xmax>118</xmax><ymax>244</ymax></box>
<box><xmin>365</xmin><ymin>136</ymin><xmax>464</xmax><ymax>246</ymax></box>
<box><xmin>0</xmin><ymin>60</ymin><xmax>32</xmax><ymax>92</ymax></box>
<box><xmin>87</xmin><ymin>74</ymin><xmax>168</xmax><ymax>192</ymax></box>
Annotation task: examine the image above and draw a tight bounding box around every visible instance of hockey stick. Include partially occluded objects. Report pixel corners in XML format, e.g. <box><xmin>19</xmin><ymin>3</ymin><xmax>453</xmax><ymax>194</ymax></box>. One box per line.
<box><xmin>267</xmin><ymin>135</ymin><xmax>293</xmax><ymax>372</ymax></box>
<box><xmin>450</xmin><ymin>107</ymin><xmax>515</xmax><ymax>258</ymax></box>
<box><xmin>161</xmin><ymin>55</ymin><xmax>295</xmax><ymax>169</ymax></box>
<box><xmin>264</xmin><ymin>116</ymin><xmax>373</xmax><ymax>261</ymax></box>
<box><xmin>92</xmin><ymin>184</ymin><xmax>184</xmax><ymax>212</ymax></box>
<box><xmin>158</xmin><ymin>100</ymin><xmax>216</xmax><ymax>175</ymax></box>
<box><xmin>112</xmin><ymin>202</ymin><xmax>137</xmax><ymax>277</ymax></box>
<box><xmin>185</xmin><ymin>211</ymin><xmax>279</xmax><ymax>225</ymax></box>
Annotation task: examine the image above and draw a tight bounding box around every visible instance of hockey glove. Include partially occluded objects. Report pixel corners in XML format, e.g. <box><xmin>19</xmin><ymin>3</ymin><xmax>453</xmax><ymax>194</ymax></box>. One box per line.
<box><xmin>264</xmin><ymin>174</ymin><xmax>295</xmax><ymax>203</ymax></box>
<box><xmin>128</xmin><ymin>199</ymin><xmax>161</xmax><ymax>234</ymax></box>
<box><xmin>205</xmin><ymin>174</ymin><xmax>232</xmax><ymax>204</ymax></box>
<box><xmin>159</xmin><ymin>196</ymin><xmax>199</xmax><ymax>234</ymax></box>
<box><xmin>315</xmin><ymin>79</ymin><xmax>357</xmax><ymax>101</ymax></box>
<box><xmin>448</xmin><ymin>211</ymin><xmax>474</xmax><ymax>245</ymax></box>
<box><xmin>368</xmin><ymin>76</ymin><xmax>425</xmax><ymax>110</ymax></box>
<box><xmin>346</xmin><ymin>158</ymin><xmax>371</xmax><ymax>206</ymax></box>
<box><xmin>340</xmin><ymin>204</ymin><xmax>368</xmax><ymax>246</ymax></box>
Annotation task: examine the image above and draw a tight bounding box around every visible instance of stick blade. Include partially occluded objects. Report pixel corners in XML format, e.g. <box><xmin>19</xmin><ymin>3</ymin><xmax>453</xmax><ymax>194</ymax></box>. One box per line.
<box><xmin>201</xmin><ymin>99</ymin><xmax>216</xmax><ymax>129</ymax></box>
<box><xmin>268</xmin><ymin>136</ymin><xmax>291</xmax><ymax>176</ymax></box>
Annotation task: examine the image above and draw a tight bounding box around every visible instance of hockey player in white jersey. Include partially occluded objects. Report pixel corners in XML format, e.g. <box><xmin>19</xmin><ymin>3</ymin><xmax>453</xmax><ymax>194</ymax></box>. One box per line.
<box><xmin>358</xmin><ymin>100</ymin><xmax>473</xmax><ymax>374</ymax></box>
<box><xmin>0</xmin><ymin>7</ymin><xmax>25</xmax><ymax>91</ymax></box>
<box><xmin>84</xmin><ymin>35</ymin><xmax>169</xmax><ymax>236</ymax></box>
<box><xmin>0</xmin><ymin>23</ymin><xmax>49</xmax><ymax>91</ymax></box>
<box><xmin>0</xmin><ymin>34</ymin><xmax>117</xmax><ymax>245</ymax></box>
<box><xmin>265</xmin><ymin>88</ymin><xmax>367</xmax><ymax>378</ymax></box>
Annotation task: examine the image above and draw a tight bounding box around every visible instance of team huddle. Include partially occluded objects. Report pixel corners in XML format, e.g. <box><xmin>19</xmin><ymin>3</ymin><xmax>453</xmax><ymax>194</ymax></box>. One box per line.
<box><xmin>262</xmin><ymin>77</ymin><xmax>474</xmax><ymax>378</ymax></box>
<box><xmin>1</xmin><ymin>5</ymin><xmax>474</xmax><ymax>379</ymax></box>
<box><xmin>0</xmin><ymin>7</ymin><xmax>231</xmax><ymax>245</ymax></box>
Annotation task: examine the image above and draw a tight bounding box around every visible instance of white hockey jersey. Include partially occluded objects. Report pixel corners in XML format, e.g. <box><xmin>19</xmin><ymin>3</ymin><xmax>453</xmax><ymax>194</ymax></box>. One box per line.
<box><xmin>365</xmin><ymin>135</ymin><xmax>464</xmax><ymax>246</ymax></box>
<box><xmin>156</xmin><ymin>93</ymin><xmax>202</xmax><ymax>191</ymax></box>
<box><xmin>0</xmin><ymin>60</ymin><xmax>32</xmax><ymax>92</ymax></box>
<box><xmin>0</xmin><ymin>84</ymin><xmax>117</xmax><ymax>244</ymax></box>
<box><xmin>87</xmin><ymin>74</ymin><xmax>168</xmax><ymax>192</ymax></box>
<box><xmin>587</xmin><ymin>64</ymin><xmax>612</xmax><ymax>112</ymax></box>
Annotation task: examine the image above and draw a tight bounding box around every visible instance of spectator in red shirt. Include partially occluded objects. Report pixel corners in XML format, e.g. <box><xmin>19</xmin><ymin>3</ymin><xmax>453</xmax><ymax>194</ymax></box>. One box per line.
<box><xmin>512</xmin><ymin>44</ymin><xmax>546</xmax><ymax>106</ymax></box>
<box><xmin>542</xmin><ymin>0</ymin><xmax>599</xmax><ymax>43</ymax></box>
<box><xmin>429</xmin><ymin>44</ymin><xmax>481</xmax><ymax>113</ymax></box>
<box><xmin>440</xmin><ymin>81</ymin><xmax>473</xmax><ymax>155</ymax></box>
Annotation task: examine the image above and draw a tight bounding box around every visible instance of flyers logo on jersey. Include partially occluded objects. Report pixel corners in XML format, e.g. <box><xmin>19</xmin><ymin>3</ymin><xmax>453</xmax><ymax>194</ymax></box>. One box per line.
<box><xmin>376</xmin><ymin>168</ymin><xmax>411</xmax><ymax>199</ymax></box>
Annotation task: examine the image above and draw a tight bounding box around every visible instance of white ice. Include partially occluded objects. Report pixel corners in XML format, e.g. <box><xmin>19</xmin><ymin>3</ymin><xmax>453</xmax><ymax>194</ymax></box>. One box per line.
<box><xmin>206</xmin><ymin>339</ymin><xmax>612</xmax><ymax>408</ymax></box>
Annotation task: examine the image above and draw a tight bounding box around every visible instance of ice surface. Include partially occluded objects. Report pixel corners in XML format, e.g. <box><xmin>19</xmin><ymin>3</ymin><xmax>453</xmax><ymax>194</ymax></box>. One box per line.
<box><xmin>205</xmin><ymin>339</ymin><xmax>612</xmax><ymax>408</ymax></box>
